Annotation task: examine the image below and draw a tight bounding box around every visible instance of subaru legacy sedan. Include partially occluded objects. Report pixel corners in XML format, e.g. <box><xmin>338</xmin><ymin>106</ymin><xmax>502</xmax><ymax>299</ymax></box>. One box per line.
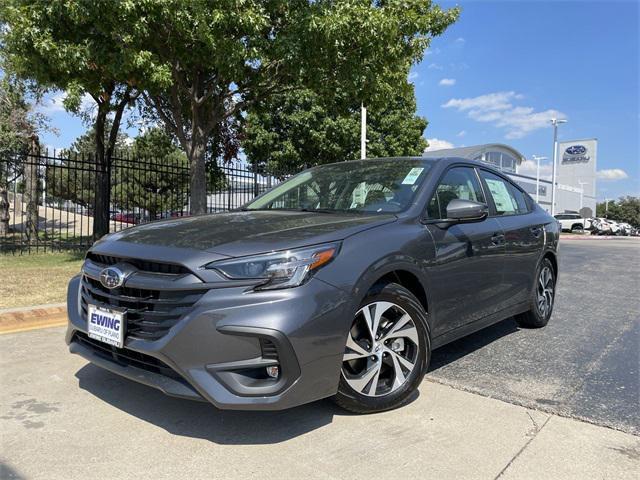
<box><xmin>66</xmin><ymin>157</ymin><xmax>559</xmax><ymax>413</ymax></box>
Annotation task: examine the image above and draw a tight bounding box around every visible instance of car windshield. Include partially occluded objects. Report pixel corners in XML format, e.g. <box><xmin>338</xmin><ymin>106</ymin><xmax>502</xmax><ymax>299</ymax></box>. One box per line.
<box><xmin>245</xmin><ymin>159</ymin><xmax>433</xmax><ymax>214</ymax></box>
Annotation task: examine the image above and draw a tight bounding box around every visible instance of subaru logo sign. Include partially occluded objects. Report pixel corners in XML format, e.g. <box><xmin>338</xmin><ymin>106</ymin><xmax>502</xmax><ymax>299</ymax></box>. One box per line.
<box><xmin>565</xmin><ymin>145</ymin><xmax>586</xmax><ymax>156</ymax></box>
<box><xmin>562</xmin><ymin>144</ymin><xmax>590</xmax><ymax>164</ymax></box>
<box><xmin>99</xmin><ymin>267</ymin><xmax>126</xmax><ymax>289</ymax></box>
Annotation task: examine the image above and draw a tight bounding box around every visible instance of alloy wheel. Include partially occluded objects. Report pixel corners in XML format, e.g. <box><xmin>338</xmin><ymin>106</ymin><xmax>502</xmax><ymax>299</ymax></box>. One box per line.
<box><xmin>537</xmin><ymin>266</ymin><xmax>554</xmax><ymax>319</ymax></box>
<box><xmin>341</xmin><ymin>301</ymin><xmax>420</xmax><ymax>397</ymax></box>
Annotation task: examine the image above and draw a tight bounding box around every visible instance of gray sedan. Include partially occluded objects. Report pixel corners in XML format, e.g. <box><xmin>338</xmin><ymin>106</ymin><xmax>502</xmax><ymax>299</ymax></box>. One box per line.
<box><xmin>66</xmin><ymin>157</ymin><xmax>559</xmax><ymax>413</ymax></box>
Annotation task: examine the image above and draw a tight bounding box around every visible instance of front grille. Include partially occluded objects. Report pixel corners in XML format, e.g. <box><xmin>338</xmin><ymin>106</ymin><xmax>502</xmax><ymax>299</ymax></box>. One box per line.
<box><xmin>80</xmin><ymin>275</ymin><xmax>204</xmax><ymax>341</ymax></box>
<box><xmin>73</xmin><ymin>332</ymin><xmax>186</xmax><ymax>382</ymax></box>
<box><xmin>86</xmin><ymin>252</ymin><xmax>191</xmax><ymax>275</ymax></box>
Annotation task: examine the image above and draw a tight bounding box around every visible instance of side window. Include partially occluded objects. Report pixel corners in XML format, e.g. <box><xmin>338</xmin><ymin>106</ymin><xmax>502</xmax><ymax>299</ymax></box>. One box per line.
<box><xmin>507</xmin><ymin>183</ymin><xmax>530</xmax><ymax>214</ymax></box>
<box><xmin>480</xmin><ymin>171</ymin><xmax>522</xmax><ymax>216</ymax></box>
<box><xmin>427</xmin><ymin>167</ymin><xmax>485</xmax><ymax>219</ymax></box>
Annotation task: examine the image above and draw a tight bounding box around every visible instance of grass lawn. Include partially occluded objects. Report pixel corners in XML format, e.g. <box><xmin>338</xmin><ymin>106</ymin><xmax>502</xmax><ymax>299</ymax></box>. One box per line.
<box><xmin>1</xmin><ymin>252</ymin><xmax>85</xmax><ymax>309</ymax></box>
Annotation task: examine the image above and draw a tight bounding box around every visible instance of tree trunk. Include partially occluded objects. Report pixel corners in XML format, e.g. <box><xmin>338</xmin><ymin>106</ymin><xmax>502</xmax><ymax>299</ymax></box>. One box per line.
<box><xmin>24</xmin><ymin>138</ymin><xmax>40</xmax><ymax>244</ymax></box>
<box><xmin>188</xmin><ymin>142</ymin><xmax>207</xmax><ymax>215</ymax></box>
<box><xmin>93</xmin><ymin>107</ymin><xmax>111</xmax><ymax>240</ymax></box>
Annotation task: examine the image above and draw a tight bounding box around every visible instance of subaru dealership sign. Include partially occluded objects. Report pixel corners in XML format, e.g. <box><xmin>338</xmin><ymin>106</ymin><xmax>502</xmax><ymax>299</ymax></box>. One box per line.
<box><xmin>556</xmin><ymin>138</ymin><xmax>597</xmax><ymax>211</ymax></box>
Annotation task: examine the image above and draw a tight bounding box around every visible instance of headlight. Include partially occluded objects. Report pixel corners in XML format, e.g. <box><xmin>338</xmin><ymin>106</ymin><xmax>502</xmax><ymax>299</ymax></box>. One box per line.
<box><xmin>206</xmin><ymin>243</ymin><xmax>340</xmax><ymax>290</ymax></box>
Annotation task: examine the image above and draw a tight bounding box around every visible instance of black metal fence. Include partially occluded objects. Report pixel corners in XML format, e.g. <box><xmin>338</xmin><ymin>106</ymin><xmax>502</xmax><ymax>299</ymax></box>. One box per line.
<box><xmin>0</xmin><ymin>149</ymin><xmax>286</xmax><ymax>253</ymax></box>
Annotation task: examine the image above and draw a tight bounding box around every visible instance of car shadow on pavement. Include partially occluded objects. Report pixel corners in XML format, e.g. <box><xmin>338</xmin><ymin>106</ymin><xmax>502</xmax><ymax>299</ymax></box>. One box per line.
<box><xmin>75</xmin><ymin>364</ymin><xmax>338</xmax><ymax>444</ymax></box>
<box><xmin>75</xmin><ymin>364</ymin><xmax>420</xmax><ymax>444</ymax></box>
<box><xmin>429</xmin><ymin>317</ymin><xmax>520</xmax><ymax>372</ymax></box>
<box><xmin>73</xmin><ymin>320</ymin><xmax>519</xmax><ymax>445</ymax></box>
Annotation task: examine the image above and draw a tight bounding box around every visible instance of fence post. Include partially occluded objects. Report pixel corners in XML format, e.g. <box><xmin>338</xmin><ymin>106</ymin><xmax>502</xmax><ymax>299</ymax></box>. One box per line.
<box><xmin>254</xmin><ymin>169</ymin><xmax>259</xmax><ymax>198</ymax></box>
<box><xmin>24</xmin><ymin>136</ymin><xmax>40</xmax><ymax>247</ymax></box>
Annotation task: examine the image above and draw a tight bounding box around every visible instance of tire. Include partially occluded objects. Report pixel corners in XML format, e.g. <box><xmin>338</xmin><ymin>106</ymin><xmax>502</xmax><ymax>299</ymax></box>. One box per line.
<box><xmin>571</xmin><ymin>224</ymin><xmax>584</xmax><ymax>233</ymax></box>
<box><xmin>333</xmin><ymin>282</ymin><xmax>430</xmax><ymax>414</ymax></box>
<box><xmin>515</xmin><ymin>258</ymin><xmax>556</xmax><ymax>328</ymax></box>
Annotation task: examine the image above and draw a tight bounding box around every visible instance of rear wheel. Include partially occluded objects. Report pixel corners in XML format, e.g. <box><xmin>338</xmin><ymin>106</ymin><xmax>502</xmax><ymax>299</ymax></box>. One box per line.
<box><xmin>515</xmin><ymin>258</ymin><xmax>556</xmax><ymax>328</ymax></box>
<box><xmin>333</xmin><ymin>283</ymin><xmax>430</xmax><ymax>413</ymax></box>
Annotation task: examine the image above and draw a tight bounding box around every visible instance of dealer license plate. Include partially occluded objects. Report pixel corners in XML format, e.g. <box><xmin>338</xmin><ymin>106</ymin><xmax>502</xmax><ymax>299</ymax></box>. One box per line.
<box><xmin>87</xmin><ymin>304</ymin><xmax>125</xmax><ymax>348</ymax></box>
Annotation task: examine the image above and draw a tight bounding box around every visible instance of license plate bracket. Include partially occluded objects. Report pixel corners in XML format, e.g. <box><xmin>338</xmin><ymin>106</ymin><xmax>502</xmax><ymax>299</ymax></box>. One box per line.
<box><xmin>87</xmin><ymin>304</ymin><xmax>126</xmax><ymax>348</ymax></box>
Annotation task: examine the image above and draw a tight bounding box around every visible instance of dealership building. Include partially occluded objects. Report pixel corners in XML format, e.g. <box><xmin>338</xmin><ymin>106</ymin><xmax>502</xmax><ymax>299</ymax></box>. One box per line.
<box><xmin>422</xmin><ymin>141</ymin><xmax>598</xmax><ymax>218</ymax></box>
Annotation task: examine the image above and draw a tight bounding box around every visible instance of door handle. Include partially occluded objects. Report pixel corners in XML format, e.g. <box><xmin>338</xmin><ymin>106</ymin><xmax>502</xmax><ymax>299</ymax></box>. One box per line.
<box><xmin>530</xmin><ymin>226</ymin><xmax>543</xmax><ymax>238</ymax></box>
<box><xmin>491</xmin><ymin>233</ymin><xmax>505</xmax><ymax>245</ymax></box>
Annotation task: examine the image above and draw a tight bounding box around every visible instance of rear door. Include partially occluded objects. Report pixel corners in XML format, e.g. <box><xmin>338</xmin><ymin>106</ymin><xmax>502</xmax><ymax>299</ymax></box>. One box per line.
<box><xmin>424</xmin><ymin>166</ymin><xmax>507</xmax><ymax>337</ymax></box>
<box><xmin>478</xmin><ymin>169</ymin><xmax>543</xmax><ymax>307</ymax></box>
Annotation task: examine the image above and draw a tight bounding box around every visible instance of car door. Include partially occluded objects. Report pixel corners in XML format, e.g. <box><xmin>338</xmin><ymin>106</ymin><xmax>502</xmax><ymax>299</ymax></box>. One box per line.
<box><xmin>424</xmin><ymin>166</ymin><xmax>507</xmax><ymax>338</ymax></box>
<box><xmin>478</xmin><ymin>169</ymin><xmax>544</xmax><ymax>307</ymax></box>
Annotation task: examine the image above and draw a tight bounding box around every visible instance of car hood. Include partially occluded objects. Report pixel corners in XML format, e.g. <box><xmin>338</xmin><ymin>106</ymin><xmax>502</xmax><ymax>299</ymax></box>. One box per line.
<box><xmin>101</xmin><ymin>210</ymin><xmax>396</xmax><ymax>257</ymax></box>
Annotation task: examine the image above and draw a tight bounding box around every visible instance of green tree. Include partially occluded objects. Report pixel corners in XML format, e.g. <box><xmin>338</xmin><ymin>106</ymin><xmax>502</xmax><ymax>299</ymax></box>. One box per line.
<box><xmin>596</xmin><ymin>197</ymin><xmax>640</xmax><ymax>227</ymax></box>
<box><xmin>1</xmin><ymin>1</ymin><xmax>140</xmax><ymax>238</ymax></box>
<box><xmin>0</xmin><ymin>74</ymin><xmax>51</xmax><ymax>237</ymax></box>
<box><xmin>121</xmin><ymin>0</ymin><xmax>458</xmax><ymax>214</ymax></box>
<box><xmin>46</xmin><ymin>123</ymin><xmax>131</xmax><ymax>210</ymax></box>
<box><xmin>112</xmin><ymin>128</ymin><xmax>189</xmax><ymax>219</ymax></box>
<box><xmin>243</xmin><ymin>81</ymin><xmax>427</xmax><ymax>175</ymax></box>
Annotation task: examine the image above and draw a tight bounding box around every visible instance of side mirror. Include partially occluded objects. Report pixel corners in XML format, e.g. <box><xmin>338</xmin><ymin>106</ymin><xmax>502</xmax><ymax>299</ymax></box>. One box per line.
<box><xmin>446</xmin><ymin>199</ymin><xmax>489</xmax><ymax>223</ymax></box>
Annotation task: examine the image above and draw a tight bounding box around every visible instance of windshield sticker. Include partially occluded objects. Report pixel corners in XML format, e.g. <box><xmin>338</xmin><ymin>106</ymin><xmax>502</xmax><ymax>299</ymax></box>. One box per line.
<box><xmin>402</xmin><ymin>167</ymin><xmax>424</xmax><ymax>185</ymax></box>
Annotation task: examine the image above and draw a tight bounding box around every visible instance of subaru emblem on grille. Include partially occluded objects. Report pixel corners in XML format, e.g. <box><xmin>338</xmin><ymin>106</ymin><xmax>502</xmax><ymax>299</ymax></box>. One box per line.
<box><xmin>99</xmin><ymin>267</ymin><xmax>126</xmax><ymax>289</ymax></box>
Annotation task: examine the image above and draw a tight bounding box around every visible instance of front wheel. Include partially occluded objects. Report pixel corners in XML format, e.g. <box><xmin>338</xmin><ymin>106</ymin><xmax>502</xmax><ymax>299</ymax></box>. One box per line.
<box><xmin>333</xmin><ymin>283</ymin><xmax>430</xmax><ymax>413</ymax></box>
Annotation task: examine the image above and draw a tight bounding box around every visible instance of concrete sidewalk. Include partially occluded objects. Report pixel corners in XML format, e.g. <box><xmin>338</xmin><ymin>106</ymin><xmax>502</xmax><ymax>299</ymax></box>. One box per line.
<box><xmin>1</xmin><ymin>327</ymin><xmax>638</xmax><ymax>480</ymax></box>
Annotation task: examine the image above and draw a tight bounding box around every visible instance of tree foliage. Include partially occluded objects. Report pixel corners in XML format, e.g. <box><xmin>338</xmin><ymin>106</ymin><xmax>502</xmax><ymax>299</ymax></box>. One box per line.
<box><xmin>112</xmin><ymin>128</ymin><xmax>189</xmax><ymax>219</ymax></box>
<box><xmin>1</xmin><ymin>0</ymin><xmax>141</xmax><ymax>237</ymax></box>
<box><xmin>596</xmin><ymin>197</ymin><xmax>640</xmax><ymax>227</ymax></box>
<box><xmin>243</xmin><ymin>81</ymin><xmax>427</xmax><ymax>175</ymax></box>
<box><xmin>119</xmin><ymin>0</ymin><xmax>459</xmax><ymax>213</ymax></box>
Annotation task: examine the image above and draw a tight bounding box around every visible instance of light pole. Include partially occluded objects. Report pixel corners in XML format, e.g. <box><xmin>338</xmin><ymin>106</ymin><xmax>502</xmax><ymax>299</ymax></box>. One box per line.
<box><xmin>360</xmin><ymin>104</ymin><xmax>367</xmax><ymax>160</ymax></box>
<box><xmin>532</xmin><ymin>155</ymin><xmax>547</xmax><ymax>203</ymax></box>
<box><xmin>550</xmin><ymin>118</ymin><xmax>567</xmax><ymax>216</ymax></box>
<box><xmin>578</xmin><ymin>180</ymin><xmax>588</xmax><ymax>212</ymax></box>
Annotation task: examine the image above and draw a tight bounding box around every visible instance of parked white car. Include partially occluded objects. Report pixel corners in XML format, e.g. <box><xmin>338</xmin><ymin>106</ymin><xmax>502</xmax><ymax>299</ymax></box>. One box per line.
<box><xmin>554</xmin><ymin>213</ymin><xmax>585</xmax><ymax>232</ymax></box>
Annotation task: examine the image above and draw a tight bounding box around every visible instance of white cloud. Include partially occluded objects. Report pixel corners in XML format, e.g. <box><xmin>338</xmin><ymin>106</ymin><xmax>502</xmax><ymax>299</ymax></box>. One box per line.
<box><xmin>456</xmin><ymin>130</ymin><xmax>466</xmax><ymax>137</ymax></box>
<box><xmin>518</xmin><ymin>159</ymin><xmax>553</xmax><ymax>179</ymax></box>
<box><xmin>439</xmin><ymin>78</ymin><xmax>456</xmax><ymax>87</ymax></box>
<box><xmin>597</xmin><ymin>169</ymin><xmax>629</xmax><ymax>180</ymax></box>
<box><xmin>425</xmin><ymin>47</ymin><xmax>441</xmax><ymax>56</ymax></box>
<box><xmin>39</xmin><ymin>91</ymin><xmax>94</xmax><ymax>114</ymax></box>
<box><xmin>428</xmin><ymin>63</ymin><xmax>444</xmax><ymax>70</ymax></box>
<box><xmin>424</xmin><ymin>138</ymin><xmax>455</xmax><ymax>152</ymax></box>
<box><xmin>408</xmin><ymin>71</ymin><xmax>419</xmax><ymax>82</ymax></box>
<box><xmin>442</xmin><ymin>91</ymin><xmax>566</xmax><ymax>139</ymax></box>
<box><xmin>40</xmin><ymin>92</ymin><xmax>67</xmax><ymax>113</ymax></box>
<box><xmin>455</xmin><ymin>37</ymin><xmax>465</xmax><ymax>44</ymax></box>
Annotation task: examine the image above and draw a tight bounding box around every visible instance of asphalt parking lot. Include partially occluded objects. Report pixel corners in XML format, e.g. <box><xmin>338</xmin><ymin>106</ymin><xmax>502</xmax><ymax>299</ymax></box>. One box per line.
<box><xmin>430</xmin><ymin>237</ymin><xmax>640</xmax><ymax>435</ymax></box>
<box><xmin>1</xmin><ymin>237</ymin><xmax>639</xmax><ymax>479</ymax></box>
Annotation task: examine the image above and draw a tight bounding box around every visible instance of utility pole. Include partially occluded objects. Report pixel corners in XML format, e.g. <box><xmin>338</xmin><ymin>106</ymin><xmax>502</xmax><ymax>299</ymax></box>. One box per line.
<box><xmin>360</xmin><ymin>104</ymin><xmax>367</xmax><ymax>160</ymax></box>
<box><xmin>550</xmin><ymin>118</ymin><xmax>567</xmax><ymax>216</ymax></box>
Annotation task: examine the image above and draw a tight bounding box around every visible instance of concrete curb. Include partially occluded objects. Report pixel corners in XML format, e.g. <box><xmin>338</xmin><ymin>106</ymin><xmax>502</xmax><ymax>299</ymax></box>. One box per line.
<box><xmin>0</xmin><ymin>303</ymin><xmax>68</xmax><ymax>334</ymax></box>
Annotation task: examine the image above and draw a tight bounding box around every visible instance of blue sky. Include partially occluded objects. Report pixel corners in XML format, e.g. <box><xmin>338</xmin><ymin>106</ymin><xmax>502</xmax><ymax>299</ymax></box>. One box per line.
<box><xmin>38</xmin><ymin>0</ymin><xmax>638</xmax><ymax>200</ymax></box>
<box><xmin>413</xmin><ymin>0</ymin><xmax>639</xmax><ymax>200</ymax></box>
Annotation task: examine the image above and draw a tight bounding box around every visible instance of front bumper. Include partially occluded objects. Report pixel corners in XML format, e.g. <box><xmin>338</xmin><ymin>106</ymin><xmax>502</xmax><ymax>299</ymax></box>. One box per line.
<box><xmin>66</xmin><ymin>274</ymin><xmax>352</xmax><ymax>410</ymax></box>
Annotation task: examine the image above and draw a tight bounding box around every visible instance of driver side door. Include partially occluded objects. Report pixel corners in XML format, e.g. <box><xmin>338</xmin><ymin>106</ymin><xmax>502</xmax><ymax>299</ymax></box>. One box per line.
<box><xmin>423</xmin><ymin>166</ymin><xmax>507</xmax><ymax>338</ymax></box>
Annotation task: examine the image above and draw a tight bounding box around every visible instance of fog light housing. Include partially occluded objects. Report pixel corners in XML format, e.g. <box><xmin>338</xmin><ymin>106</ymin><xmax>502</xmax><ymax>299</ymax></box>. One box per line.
<box><xmin>266</xmin><ymin>366</ymin><xmax>279</xmax><ymax>378</ymax></box>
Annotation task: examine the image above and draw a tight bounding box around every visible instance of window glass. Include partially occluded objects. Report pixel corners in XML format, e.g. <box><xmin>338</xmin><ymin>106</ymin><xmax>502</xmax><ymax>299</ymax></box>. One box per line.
<box><xmin>247</xmin><ymin>159</ymin><xmax>433</xmax><ymax>213</ymax></box>
<box><xmin>427</xmin><ymin>167</ymin><xmax>485</xmax><ymax>219</ymax></box>
<box><xmin>480</xmin><ymin>170</ymin><xmax>521</xmax><ymax>216</ymax></box>
<box><xmin>508</xmin><ymin>183</ymin><xmax>530</xmax><ymax>214</ymax></box>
